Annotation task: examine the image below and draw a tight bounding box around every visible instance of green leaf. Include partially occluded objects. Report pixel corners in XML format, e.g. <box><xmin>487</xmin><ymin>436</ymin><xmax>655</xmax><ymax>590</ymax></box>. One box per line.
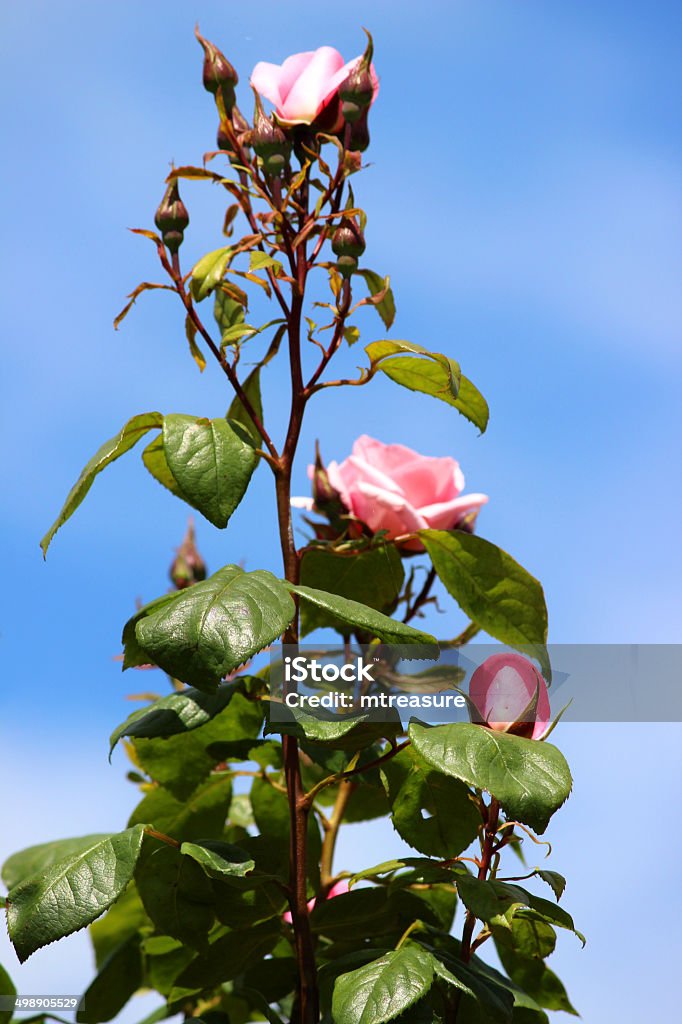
<box><xmin>344</xmin><ymin>325</ymin><xmax>361</xmax><ymax>346</ymax></box>
<box><xmin>136</xmin><ymin>846</ymin><xmax>215</xmax><ymax>951</ymax></box>
<box><xmin>141</xmin><ymin>435</ymin><xmax>183</xmax><ymax>498</ymax></box>
<box><xmin>495</xmin><ymin>943</ymin><xmax>578</xmax><ymax>1015</ymax></box>
<box><xmin>299</xmin><ymin>546</ymin><xmax>404</xmax><ymax>637</ymax></box>
<box><xmin>419</xmin><ymin>530</ymin><xmax>549</xmax><ymax>674</ymax></box>
<box><xmin>6</xmin><ymin>826</ymin><xmax>146</xmax><ymax>962</ymax></box>
<box><xmin>356</xmin><ymin>269</ymin><xmax>396</xmax><ymax>329</ymax></box>
<box><xmin>366</xmin><ymin>340</ymin><xmax>460</xmax><ymax>401</ymax></box>
<box><xmin>109</xmin><ymin>679</ymin><xmax>245</xmax><ymax>754</ymax></box>
<box><xmin>191</xmin><ymin>246</ymin><xmax>234</xmax><ymax>301</ymax></box>
<box><xmin>76</xmin><ymin>935</ymin><xmax>142</xmax><ymax>1023</ymax></box>
<box><xmin>249</xmin><ymin>251</ymin><xmax>283</xmax><ymax>274</ymax></box>
<box><xmin>455</xmin><ymin>876</ymin><xmax>581</xmax><ymax>946</ymax></box>
<box><xmin>131</xmin><ymin>691</ymin><xmax>263</xmax><ymax>799</ymax></box>
<box><xmin>267</xmin><ymin>706</ymin><xmax>400</xmax><ymax>752</ymax></box>
<box><xmin>127</xmin><ymin>775</ymin><xmax>233</xmax><ymax>842</ymax></box>
<box><xmin>180</xmin><ymin>840</ymin><xmax>255</xmax><ymax>881</ymax></box>
<box><xmin>0</xmin><ymin>962</ymin><xmax>16</xmax><ymax>1024</ymax></box>
<box><xmin>227</xmin><ymin>367</ymin><xmax>264</xmax><ymax>444</ymax></box>
<box><xmin>535</xmin><ymin>870</ymin><xmax>566</xmax><ymax>902</ymax></box>
<box><xmin>128</xmin><ymin>565</ymin><xmax>295</xmax><ymax>690</ymax></box>
<box><xmin>381</xmin><ymin>747</ymin><xmax>480</xmax><ymax>858</ymax></box>
<box><xmin>167</xmin><ymin>920</ymin><xmax>280</xmax><ymax>1003</ymax></box>
<box><xmin>432</xmin><ymin>952</ymin><xmax>514</xmax><ymax>1023</ymax></box>
<box><xmin>161</xmin><ymin>414</ymin><xmax>257</xmax><ymax>529</ymax></box>
<box><xmin>331</xmin><ymin>945</ymin><xmax>436</xmax><ymax>1024</ymax></box>
<box><xmin>286</xmin><ymin>583</ymin><xmax>437</xmax><ymax>655</ymax></box>
<box><xmin>40</xmin><ymin>412</ymin><xmax>162</xmax><ymax>555</ymax></box>
<box><xmin>2</xmin><ymin>834</ymin><xmax>109</xmax><ymax>891</ymax></box>
<box><xmin>213</xmin><ymin>285</ymin><xmax>246</xmax><ymax>340</ymax></box>
<box><xmin>409</xmin><ymin>722</ymin><xmax>572</xmax><ymax>834</ymax></box>
<box><xmin>451</xmin><ymin>374</ymin><xmax>489</xmax><ymax>433</ymax></box>
<box><xmin>184</xmin><ymin>315</ymin><xmax>206</xmax><ymax>372</ymax></box>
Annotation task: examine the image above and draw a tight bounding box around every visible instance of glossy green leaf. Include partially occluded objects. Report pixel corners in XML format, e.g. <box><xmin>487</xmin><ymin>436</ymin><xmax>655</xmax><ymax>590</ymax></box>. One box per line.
<box><xmin>6</xmin><ymin>826</ymin><xmax>146</xmax><ymax>962</ymax></box>
<box><xmin>356</xmin><ymin>269</ymin><xmax>396</xmax><ymax>329</ymax></box>
<box><xmin>129</xmin><ymin>565</ymin><xmax>295</xmax><ymax>690</ymax></box>
<box><xmin>127</xmin><ymin>775</ymin><xmax>233</xmax><ymax>842</ymax></box>
<box><xmin>409</xmin><ymin>722</ymin><xmax>571</xmax><ymax>834</ymax></box>
<box><xmin>496</xmin><ymin>943</ymin><xmax>578</xmax><ymax>1015</ymax></box>
<box><xmin>76</xmin><ymin>935</ymin><xmax>142</xmax><ymax>1023</ymax></box>
<box><xmin>40</xmin><ymin>413</ymin><xmax>162</xmax><ymax>555</ymax></box>
<box><xmin>213</xmin><ymin>285</ymin><xmax>246</xmax><ymax>341</ymax></box>
<box><xmin>191</xmin><ymin>246</ymin><xmax>234</xmax><ymax>301</ymax></box>
<box><xmin>167</xmin><ymin>920</ymin><xmax>280</xmax><ymax>1003</ymax></box>
<box><xmin>287</xmin><ymin>583</ymin><xmax>437</xmax><ymax>655</ymax></box>
<box><xmin>451</xmin><ymin>374</ymin><xmax>489</xmax><ymax>433</ymax></box>
<box><xmin>2</xmin><ymin>834</ymin><xmax>110</xmax><ymax>891</ymax></box>
<box><xmin>331</xmin><ymin>945</ymin><xmax>435</xmax><ymax>1024</ymax></box>
<box><xmin>141</xmin><ymin>435</ymin><xmax>183</xmax><ymax>497</ymax></box>
<box><xmin>227</xmin><ymin>367</ymin><xmax>264</xmax><ymax>444</ymax></box>
<box><xmin>535</xmin><ymin>870</ymin><xmax>566</xmax><ymax>901</ymax></box>
<box><xmin>131</xmin><ymin>692</ymin><xmax>262</xmax><ymax>799</ymax></box>
<box><xmin>455</xmin><ymin>876</ymin><xmax>581</xmax><ymax>947</ymax></box>
<box><xmin>299</xmin><ymin>546</ymin><xmax>404</xmax><ymax>637</ymax></box>
<box><xmin>381</xmin><ymin>747</ymin><xmax>480</xmax><ymax>858</ymax></box>
<box><xmin>109</xmin><ymin>680</ymin><xmax>245</xmax><ymax>754</ymax></box>
<box><xmin>419</xmin><ymin>530</ymin><xmax>549</xmax><ymax>673</ymax></box>
<box><xmin>180</xmin><ymin>840</ymin><xmax>254</xmax><ymax>881</ymax></box>
<box><xmin>267</xmin><ymin>705</ymin><xmax>401</xmax><ymax>751</ymax></box>
<box><xmin>136</xmin><ymin>846</ymin><xmax>214</xmax><ymax>951</ymax></box>
<box><xmin>161</xmin><ymin>414</ymin><xmax>257</xmax><ymax>529</ymax></box>
<box><xmin>432</xmin><ymin>952</ymin><xmax>514</xmax><ymax>1023</ymax></box>
<box><xmin>366</xmin><ymin>340</ymin><xmax>460</xmax><ymax>398</ymax></box>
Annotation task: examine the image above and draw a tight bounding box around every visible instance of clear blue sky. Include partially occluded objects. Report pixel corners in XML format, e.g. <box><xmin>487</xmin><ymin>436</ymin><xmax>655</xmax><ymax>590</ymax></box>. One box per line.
<box><xmin>1</xmin><ymin>2</ymin><xmax>680</xmax><ymax>1021</ymax></box>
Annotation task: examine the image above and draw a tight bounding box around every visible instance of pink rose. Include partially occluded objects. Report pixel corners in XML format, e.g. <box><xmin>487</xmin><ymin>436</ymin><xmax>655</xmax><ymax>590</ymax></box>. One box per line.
<box><xmin>250</xmin><ymin>46</ymin><xmax>378</xmax><ymax>127</ymax></box>
<box><xmin>469</xmin><ymin>653</ymin><xmax>550</xmax><ymax>740</ymax></box>
<box><xmin>283</xmin><ymin>878</ymin><xmax>349</xmax><ymax>924</ymax></box>
<box><xmin>294</xmin><ymin>435</ymin><xmax>488</xmax><ymax>550</ymax></box>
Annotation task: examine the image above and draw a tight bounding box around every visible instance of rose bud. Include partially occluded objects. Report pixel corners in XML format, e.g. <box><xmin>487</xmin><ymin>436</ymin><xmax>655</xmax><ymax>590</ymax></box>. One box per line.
<box><xmin>251</xmin><ymin>93</ymin><xmax>291</xmax><ymax>176</ymax></box>
<box><xmin>169</xmin><ymin>519</ymin><xmax>207</xmax><ymax>590</ymax></box>
<box><xmin>469</xmin><ymin>653</ymin><xmax>550</xmax><ymax>740</ymax></box>
<box><xmin>332</xmin><ymin>219</ymin><xmax>366</xmax><ymax>260</ymax></box>
<box><xmin>154</xmin><ymin>179</ymin><xmax>189</xmax><ymax>254</ymax></box>
<box><xmin>311</xmin><ymin>442</ymin><xmax>346</xmax><ymax>515</ymax></box>
<box><xmin>339</xmin><ymin>33</ymin><xmax>375</xmax><ymax>123</ymax></box>
<box><xmin>195</xmin><ymin>27</ymin><xmax>238</xmax><ymax>112</ymax></box>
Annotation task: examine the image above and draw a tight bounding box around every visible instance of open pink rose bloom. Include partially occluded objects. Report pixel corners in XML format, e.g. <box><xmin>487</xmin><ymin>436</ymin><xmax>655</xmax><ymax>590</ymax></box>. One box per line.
<box><xmin>250</xmin><ymin>46</ymin><xmax>379</xmax><ymax>126</ymax></box>
<box><xmin>294</xmin><ymin>435</ymin><xmax>488</xmax><ymax>549</ymax></box>
<box><xmin>469</xmin><ymin>653</ymin><xmax>551</xmax><ymax>739</ymax></box>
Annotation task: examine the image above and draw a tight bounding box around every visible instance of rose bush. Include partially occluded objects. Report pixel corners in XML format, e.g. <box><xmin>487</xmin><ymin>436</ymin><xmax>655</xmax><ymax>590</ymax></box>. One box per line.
<box><xmin>283</xmin><ymin>878</ymin><xmax>349</xmax><ymax>924</ymax></box>
<box><xmin>250</xmin><ymin>45</ymin><xmax>378</xmax><ymax>127</ymax></box>
<box><xmin>469</xmin><ymin>652</ymin><xmax>551</xmax><ymax>738</ymax></box>
<box><xmin>294</xmin><ymin>434</ymin><xmax>488</xmax><ymax>548</ymax></box>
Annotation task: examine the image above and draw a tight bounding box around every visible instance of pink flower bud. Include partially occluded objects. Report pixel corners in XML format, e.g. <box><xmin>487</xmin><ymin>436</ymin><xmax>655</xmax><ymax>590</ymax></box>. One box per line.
<box><xmin>169</xmin><ymin>519</ymin><xmax>207</xmax><ymax>590</ymax></box>
<box><xmin>283</xmin><ymin>878</ymin><xmax>350</xmax><ymax>924</ymax></box>
<box><xmin>469</xmin><ymin>653</ymin><xmax>550</xmax><ymax>740</ymax></box>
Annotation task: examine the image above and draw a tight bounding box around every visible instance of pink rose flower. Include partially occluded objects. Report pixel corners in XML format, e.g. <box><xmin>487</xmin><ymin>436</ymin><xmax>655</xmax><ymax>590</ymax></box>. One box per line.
<box><xmin>469</xmin><ymin>653</ymin><xmax>550</xmax><ymax>740</ymax></box>
<box><xmin>250</xmin><ymin>46</ymin><xmax>378</xmax><ymax>127</ymax></box>
<box><xmin>294</xmin><ymin>435</ymin><xmax>488</xmax><ymax>550</ymax></box>
<box><xmin>283</xmin><ymin>878</ymin><xmax>349</xmax><ymax>923</ymax></box>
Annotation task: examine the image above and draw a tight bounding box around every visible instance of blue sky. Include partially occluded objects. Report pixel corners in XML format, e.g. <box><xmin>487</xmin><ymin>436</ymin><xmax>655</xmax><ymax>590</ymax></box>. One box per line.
<box><xmin>1</xmin><ymin>1</ymin><xmax>680</xmax><ymax>1021</ymax></box>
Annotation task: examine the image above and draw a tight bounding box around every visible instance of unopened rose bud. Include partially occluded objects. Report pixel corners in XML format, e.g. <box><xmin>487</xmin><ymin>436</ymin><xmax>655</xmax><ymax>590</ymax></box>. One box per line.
<box><xmin>251</xmin><ymin>93</ymin><xmax>291</xmax><ymax>176</ymax></box>
<box><xmin>332</xmin><ymin>219</ymin><xmax>366</xmax><ymax>260</ymax></box>
<box><xmin>169</xmin><ymin>519</ymin><xmax>207</xmax><ymax>589</ymax></box>
<box><xmin>195</xmin><ymin>28</ymin><xmax>238</xmax><ymax>112</ymax></box>
<box><xmin>469</xmin><ymin>653</ymin><xmax>551</xmax><ymax>740</ymax></box>
<box><xmin>154</xmin><ymin>180</ymin><xmax>189</xmax><ymax>254</ymax></box>
<box><xmin>339</xmin><ymin>66</ymin><xmax>374</xmax><ymax>124</ymax></box>
<box><xmin>312</xmin><ymin>443</ymin><xmax>341</xmax><ymax>508</ymax></box>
